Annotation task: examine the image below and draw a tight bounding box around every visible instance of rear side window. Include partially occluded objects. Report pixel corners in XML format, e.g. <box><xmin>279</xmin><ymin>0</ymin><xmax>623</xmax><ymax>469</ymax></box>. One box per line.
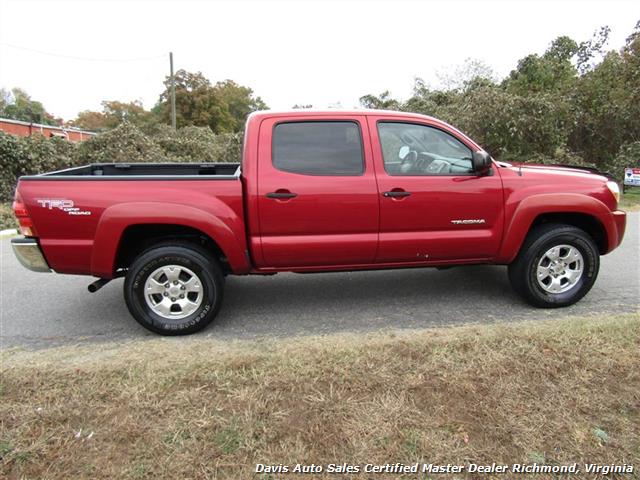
<box><xmin>272</xmin><ymin>121</ymin><xmax>364</xmax><ymax>175</ymax></box>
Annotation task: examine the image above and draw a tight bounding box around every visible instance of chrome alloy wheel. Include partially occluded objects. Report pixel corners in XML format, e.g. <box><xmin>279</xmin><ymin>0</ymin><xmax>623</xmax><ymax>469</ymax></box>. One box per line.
<box><xmin>144</xmin><ymin>265</ymin><xmax>203</xmax><ymax>319</ymax></box>
<box><xmin>536</xmin><ymin>244</ymin><xmax>584</xmax><ymax>294</ymax></box>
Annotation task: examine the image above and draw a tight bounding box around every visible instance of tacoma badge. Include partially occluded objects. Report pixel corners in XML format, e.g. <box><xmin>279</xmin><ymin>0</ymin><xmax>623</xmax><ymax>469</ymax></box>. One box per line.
<box><xmin>451</xmin><ymin>219</ymin><xmax>486</xmax><ymax>224</ymax></box>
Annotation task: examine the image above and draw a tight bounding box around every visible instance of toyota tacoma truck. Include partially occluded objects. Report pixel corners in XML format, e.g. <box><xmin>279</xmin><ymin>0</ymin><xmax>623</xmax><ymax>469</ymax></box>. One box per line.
<box><xmin>11</xmin><ymin>110</ymin><xmax>627</xmax><ymax>335</ymax></box>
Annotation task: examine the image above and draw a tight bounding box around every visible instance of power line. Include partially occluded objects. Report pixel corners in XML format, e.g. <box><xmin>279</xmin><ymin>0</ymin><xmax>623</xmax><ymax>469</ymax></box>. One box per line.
<box><xmin>0</xmin><ymin>43</ymin><xmax>166</xmax><ymax>63</ymax></box>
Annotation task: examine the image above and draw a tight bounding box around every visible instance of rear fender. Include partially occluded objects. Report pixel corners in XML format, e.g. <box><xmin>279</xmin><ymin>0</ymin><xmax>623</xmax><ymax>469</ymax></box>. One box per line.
<box><xmin>91</xmin><ymin>201</ymin><xmax>250</xmax><ymax>278</ymax></box>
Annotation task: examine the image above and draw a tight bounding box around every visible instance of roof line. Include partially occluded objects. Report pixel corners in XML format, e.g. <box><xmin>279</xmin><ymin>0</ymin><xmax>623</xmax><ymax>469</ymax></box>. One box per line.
<box><xmin>0</xmin><ymin>117</ymin><xmax>96</xmax><ymax>135</ymax></box>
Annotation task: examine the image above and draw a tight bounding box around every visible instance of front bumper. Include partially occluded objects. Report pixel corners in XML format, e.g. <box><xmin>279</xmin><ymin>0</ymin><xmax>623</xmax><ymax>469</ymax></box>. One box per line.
<box><xmin>611</xmin><ymin>210</ymin><xmax>627</xmax><ymax>251</ymax></box>
<box><xmin>11</xmin><ymin>237</ymin><xmax>51</xmax><ymax>273</ymax></box>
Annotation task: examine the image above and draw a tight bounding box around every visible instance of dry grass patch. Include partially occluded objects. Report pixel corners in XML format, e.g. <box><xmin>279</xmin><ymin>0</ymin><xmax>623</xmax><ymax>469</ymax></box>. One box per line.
<box><xmin>1</xmin><ymin>312</ymin><xmax>639</xmax><ymax>479</ymax></box>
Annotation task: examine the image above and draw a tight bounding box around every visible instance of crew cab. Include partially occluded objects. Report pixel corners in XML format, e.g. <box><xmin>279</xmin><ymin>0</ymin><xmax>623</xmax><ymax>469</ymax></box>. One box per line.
<box><xmin>11</xmin><ymin>110</ymin><xmax>627</xmax><ymax>335</ymax></box>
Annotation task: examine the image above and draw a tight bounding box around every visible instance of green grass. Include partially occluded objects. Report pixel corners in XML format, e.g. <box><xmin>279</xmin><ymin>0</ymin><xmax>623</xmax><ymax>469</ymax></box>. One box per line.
<box><xmin>620</xmin><ymin>187</ymin><xmax>640</xmax><ymax>211</ymax></box>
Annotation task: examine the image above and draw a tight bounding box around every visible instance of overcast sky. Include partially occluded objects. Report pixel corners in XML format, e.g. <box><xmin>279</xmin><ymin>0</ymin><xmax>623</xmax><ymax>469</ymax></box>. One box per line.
<box><xmin>0</xmin><ymin>0</ymin><xmax>638</xmax><ymax>121</ymax></box>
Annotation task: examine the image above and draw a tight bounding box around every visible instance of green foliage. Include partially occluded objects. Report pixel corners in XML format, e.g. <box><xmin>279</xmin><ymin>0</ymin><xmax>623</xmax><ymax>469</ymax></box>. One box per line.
<box><xmin>504</xmin><ymin>36</ymin><xmax>579</xmax><ymax>95</ymax></box>
<box><xmin>0</xmin><ymin>202</ymin><xmax>17</xmax><ymax>230</ymax></box>
<box><xmin>75</xmin><ymin>122</ymin><xmax>165</xmax><ymax>163</ymax></box>
<box><xmin>68</xmin><ymin>110</ymin><xmax>107</xmax><ymax>131</ymax></box>
<box><xmin>0</xmin><ymin>132</ymin><xmax>25</xmax><ymax>202</ymax></box>
<box><xmin>0</xmin><ymin>132</ymin><xmax>74</xmax><ymax>201</ymax></box>
<box><xmin>66</xmin><ymin>70</ymin><xmax>266</xmax><ymax>134</ymax></box>
<box><xmin>397</xmin><ymin>82</ymin><xmax>573</xmax><ymax>162</ymax></box>
<box><xmin>154</xmin><ymin>70</ymin><xmax>266</xmax><ymax>133</ymax></box>
<box><xmin>150</xmin><ymin>125</ymin><xmax>243</xmax><ymax>163</ymax></box>
<box><xmin>0</xmin><ymin>123</ymin><xmax>242</xmax><ymax>202</ymax></box>
<box><xmin>612</xmin><ymin>141</ymin><xmax>640</xmax><ymax>179</ymax></box>
<box><xmin>359</xmin><ymin>90</ymin><xmax>401</xmax><ymax>110</ymax></box>
<box><xmin>359</xmin><ymin>20</ymin><xmax>640</xmax><ymax>180</ymax></box>
<box><xmin>0</xmin><ymin>87</ymin><xmax>61</xmax><ymax>125</ymax></box>
<box><xmin>524</xmin><ymin>147</ymin><xmax>595</xmax><ymax>169</ymax></box>
<box><xmin>214</xmin><ymin>80</ymin><xmax>267</xmax><ymax>131</ymax></box>
<box><xmin>452</xmin><ymin>88</ymin><xmax>571</xmax><ymax>160</ymax></box>
<box><xmin>71</xmin><ymin>100</ymin><xmax>157</xmax><ymax>131</ymax></box>
<box><xmin>436</xmin><ymin>58</ymin><xmax>497</xmax><ymax>91</ymax></box>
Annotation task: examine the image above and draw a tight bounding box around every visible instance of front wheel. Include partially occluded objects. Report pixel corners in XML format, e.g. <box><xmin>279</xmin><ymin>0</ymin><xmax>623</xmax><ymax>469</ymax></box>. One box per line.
<box><xmin>124</xmin><ymin>242</ymin><xmax>224</xmax><ymax>335</ymax></box>
<box><xmin>508</xmin><ymin>224</ymin><xmax>599</xmax><ymax>308</ymax></box>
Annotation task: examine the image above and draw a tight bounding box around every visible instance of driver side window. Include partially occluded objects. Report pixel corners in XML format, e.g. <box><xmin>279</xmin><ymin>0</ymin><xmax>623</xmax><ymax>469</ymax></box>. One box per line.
<box><xmin>378</xmin><ymin>122</ymin><xmax>473</xmax><ymax>176</ymax></box>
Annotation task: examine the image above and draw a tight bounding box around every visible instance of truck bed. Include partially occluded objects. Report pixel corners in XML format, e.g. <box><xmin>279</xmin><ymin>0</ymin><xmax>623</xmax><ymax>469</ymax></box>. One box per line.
<box><xmin>16</xmin><ymin>162</ymin><xmax>247</xmax><ymax>277</ymax></box>
<box><xmin>21</xmin><ymin>162</ymin><xmax>241</xmax><ymax>180</ymax></box>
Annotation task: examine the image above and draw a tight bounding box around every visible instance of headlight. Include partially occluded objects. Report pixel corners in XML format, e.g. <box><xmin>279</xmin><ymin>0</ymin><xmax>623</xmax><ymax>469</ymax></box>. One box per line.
<box><xmin>606</xmin><ymin>181</ymin><xmax>620</xmax><ymax>203</ymax></box>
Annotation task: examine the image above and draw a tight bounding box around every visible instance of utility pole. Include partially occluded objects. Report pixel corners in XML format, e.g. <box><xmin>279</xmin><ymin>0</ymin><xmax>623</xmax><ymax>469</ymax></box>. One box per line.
<box><xmin>170</xmin><ymin>52</ymin><xmax>176</xmax><ymax>129</ymax></box>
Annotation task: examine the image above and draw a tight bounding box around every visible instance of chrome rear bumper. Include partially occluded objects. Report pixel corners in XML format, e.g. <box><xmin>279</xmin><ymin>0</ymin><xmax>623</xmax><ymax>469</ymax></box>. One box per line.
<box><xmin>11</xmin><ymin>238</ymin><xmax>51</xmax><ymax>273</ymax></box>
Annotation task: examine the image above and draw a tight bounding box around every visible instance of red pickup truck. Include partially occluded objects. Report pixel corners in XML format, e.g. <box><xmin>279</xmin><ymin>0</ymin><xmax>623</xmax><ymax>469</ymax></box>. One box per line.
<box><xmin>12</xmin><ymin>110</ymin><xmax>627</xmax><ymax>335</ymax></box>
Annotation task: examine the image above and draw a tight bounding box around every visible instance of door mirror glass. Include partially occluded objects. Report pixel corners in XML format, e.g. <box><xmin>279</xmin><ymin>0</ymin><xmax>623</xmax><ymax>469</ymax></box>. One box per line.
<box><xmin>472</xmin><ymin>150</ymin><xmax>492</xmax><ymax>175</ymax></box>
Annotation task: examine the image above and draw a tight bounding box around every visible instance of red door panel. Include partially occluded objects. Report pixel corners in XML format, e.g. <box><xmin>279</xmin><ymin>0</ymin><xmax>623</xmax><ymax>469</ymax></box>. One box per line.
<box><xmin>368</xmin><ymin>116</ymin><xmax>504</xmax><ymax>263</ymax></box>
<box><xmin>255</xmin><ymin>116</ymin><xmax>379</xmax><ymax>268</ymax></box>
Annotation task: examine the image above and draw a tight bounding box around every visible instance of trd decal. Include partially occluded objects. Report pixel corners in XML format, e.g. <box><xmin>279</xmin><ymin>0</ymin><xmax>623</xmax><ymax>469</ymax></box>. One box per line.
<box><xmin>36</xmin><ymin>199</ymin><xmax>92</xmax><ymax>216</ymax></box>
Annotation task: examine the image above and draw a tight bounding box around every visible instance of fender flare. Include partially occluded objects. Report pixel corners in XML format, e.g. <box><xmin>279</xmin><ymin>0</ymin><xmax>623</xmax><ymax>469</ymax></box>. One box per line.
<box><xmin>497</xmin><ymin>193</ymin><xmax>614</xmax><ymax>263</ymax></box>
<box><xmin>90</xmin><ymin>201</ymin><xmax>250</xmax><ymax>278</ymax></box>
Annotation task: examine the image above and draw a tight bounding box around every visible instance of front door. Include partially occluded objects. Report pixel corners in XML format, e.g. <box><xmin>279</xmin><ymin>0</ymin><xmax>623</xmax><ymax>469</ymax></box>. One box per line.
<box><xmin>369</xmin><ymin>117</ymin><xmax>504</xmax><ymax>263</ymax></box>
<box><xmin>256</xmin><ymin>116</ymin><xmax>379</xmax><ymax>268</ymax></box>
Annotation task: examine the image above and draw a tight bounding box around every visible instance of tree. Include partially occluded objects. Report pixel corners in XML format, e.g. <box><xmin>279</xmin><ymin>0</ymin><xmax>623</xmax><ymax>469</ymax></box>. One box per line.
<box><xmin>0</xmin><ymin>87</ymin><xmax>61</xmax><ymax>125</ymax></box>
<box><xmin>436</xmin><ymin>58</ymin><xmax>497</xmax><ymax>91</ymax></box>
<box><xmin>70</xmin><ymin>110</ymin><xmax>109</xmax><ymax>131</ymax></box>
<box><xmin>71</xmin><ymin>100</ymin><xmax>156</xmax><ymax>131</ymax></box>
<box><xmin>576</xmin><ymin>26</ymin><xmax>611</xmax><ymax>74</ymax></box>
<box><xmin>569</xmin><ymin>21</ymin><xmax>640</xmax><ymax>169</ymax></box>
<box><xmin>155</xmin><ymin>70</ymin><xmax>267</xmax><ymax>133</ymax></box>
<box><xmin>359</xmin><ymin>90</ymin><xmax>401</xmax><ymax>110</ymax></box>
<box><xmin>0</xmin><ymin>88</ymin><xmax>12</xmax><ymax>113</ymax></box>
<box><xmin>213</xmin><ymin>80</ymin><xmax>267</xmax><ymax>131</ymax></box>
<box><xmin>503</xmin><ymin>36</ymin><xmax>579</xmax><ymax>95</ymax></box>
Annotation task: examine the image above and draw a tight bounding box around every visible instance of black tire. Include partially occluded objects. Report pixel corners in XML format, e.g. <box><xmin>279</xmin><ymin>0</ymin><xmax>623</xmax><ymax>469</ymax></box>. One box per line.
<box><xmin>124</xmin><ymin>242</ymin><xmax>224</xmax><ymax>335</ymax></box>
<box><xmin>508</xmin><ymin>224</ymin><xmax>599</xmax><ymax>308</ymax></box>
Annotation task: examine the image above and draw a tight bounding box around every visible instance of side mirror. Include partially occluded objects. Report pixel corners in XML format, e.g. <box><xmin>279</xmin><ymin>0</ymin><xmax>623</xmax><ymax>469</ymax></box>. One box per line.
<box><xmin>472</xmin><ymin>150</ymin><xmax>492</xmax><ymax>175</ymax></box>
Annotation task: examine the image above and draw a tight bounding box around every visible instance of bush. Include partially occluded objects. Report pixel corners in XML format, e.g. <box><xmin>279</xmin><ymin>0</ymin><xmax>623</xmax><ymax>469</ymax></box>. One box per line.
<box><xmin>74</xmin><ymin>123</ymin><xmax>166</xmax><ymax>164</ymax></box>
<box><xmin>0</xmin><ymin>133</ymin><xmax>77</xmax><ymax>202</ymax></box>
<box><xmin>0</xmin><ymin>202</ymin><xmax>17</xmax><ymax>230</ymax></box>
<box><xmin>0</xmin><ymin>133</ymin><xmax>25</xmax><ymax>201</ymax></box>
<box><xmin>520</xmin><ymin>146</ymin><xmax>596</xmax><ymax>169</ymax></box>
<box><xmin>0</xmin><ymin>124</ymin><xmax>242</xmax><ymax>202</ymax></box>
<box><xmin>150</xmin><ymin>125</ymin><xmax>242</xmax><ymax>163</ymax></box>
<box><xmin>446</xmin><ymin>88</ymin><xmax>569</xmax><ymax>161</ymax></box>
<box><xmin>610</xmin><ymin>141</ymin><xmax>640</xmax><ymax>182</ymax></box>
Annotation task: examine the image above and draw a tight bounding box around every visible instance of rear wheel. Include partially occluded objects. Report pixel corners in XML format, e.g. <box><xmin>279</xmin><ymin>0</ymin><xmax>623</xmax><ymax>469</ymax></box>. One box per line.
<box><xmin>508</xmin><ymin>224</ymin><xmax>599</xmax><ymax>308</ymax></box>
<box><xmin>124</xmin><ymin>242</ymin><xmax>224</xmax><ymax>335</ymax></box>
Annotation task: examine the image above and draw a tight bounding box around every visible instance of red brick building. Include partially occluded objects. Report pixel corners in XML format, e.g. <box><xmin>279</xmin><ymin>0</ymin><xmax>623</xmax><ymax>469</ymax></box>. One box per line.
<box><xmin>0</xmin><ymin>117</ymin><xmax>95</xmax><ymax>142</ymax></box>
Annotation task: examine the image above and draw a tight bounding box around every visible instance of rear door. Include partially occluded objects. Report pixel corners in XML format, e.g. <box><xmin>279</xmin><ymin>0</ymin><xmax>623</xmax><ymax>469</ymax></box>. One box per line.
<box><xmin>255</xmin><ymin>115</ymin><xmax>379</xmax><ymax>268</ymax></box>
<box><xmin>369</xmin><ymin>116</ymin><xmax>504</xmax><ymax>263</ymax></box>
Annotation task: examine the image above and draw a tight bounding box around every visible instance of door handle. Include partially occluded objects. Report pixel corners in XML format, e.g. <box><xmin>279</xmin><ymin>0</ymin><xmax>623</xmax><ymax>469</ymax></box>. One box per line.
<box><xmin>383</xmin><ymin>190</ymin><xmax>411</xmax><ymax>198</ymax></box>
<box><xmin>266</xmin><ymin>191</ymin><xmax>298</xmax><ymax>199</ymax></box>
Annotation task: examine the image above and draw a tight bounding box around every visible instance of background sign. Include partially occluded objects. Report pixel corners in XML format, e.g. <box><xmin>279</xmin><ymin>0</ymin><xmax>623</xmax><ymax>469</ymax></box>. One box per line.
<box><xmin>623</xmin><ymin>168</ymin><xmax>640</xmax><ymax>186</ymax></box>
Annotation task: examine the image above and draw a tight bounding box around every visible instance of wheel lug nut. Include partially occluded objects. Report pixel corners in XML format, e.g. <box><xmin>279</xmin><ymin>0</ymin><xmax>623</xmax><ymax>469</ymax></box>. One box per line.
<box><xmin>165</xmin><ymin>283</ymin><xmax>169</xmax><ymax>288</ymax></box>
<box><xmin>179</xmin><ymin>294</ymin><xmax>184</xmax><ymax>299</ymax></box>
<box><xmin>163</xmin><ymin>292</ymin><xmax>168</xmax><ymax>297</ymax></box>
<box><xmin>180</xmin><ymin>285</ymin><xmax>185</xmax><ymax>290</ymax></box>
<box><xmin>174</xmin><ymin>281</ymin><xmax>179</xmax><ymax>285</ymax></box>
<box><xmin>171</xmin><ymin>297</ymin><xmax>176</xmax><ymax>302</ymax></box>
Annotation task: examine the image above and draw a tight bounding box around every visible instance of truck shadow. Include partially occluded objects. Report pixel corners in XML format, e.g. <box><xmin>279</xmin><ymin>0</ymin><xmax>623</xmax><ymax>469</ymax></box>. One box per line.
<box><xmin>209</xmin><ymin>265</ymin><xmax>537</xmax><ymax>337</ymax></box>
